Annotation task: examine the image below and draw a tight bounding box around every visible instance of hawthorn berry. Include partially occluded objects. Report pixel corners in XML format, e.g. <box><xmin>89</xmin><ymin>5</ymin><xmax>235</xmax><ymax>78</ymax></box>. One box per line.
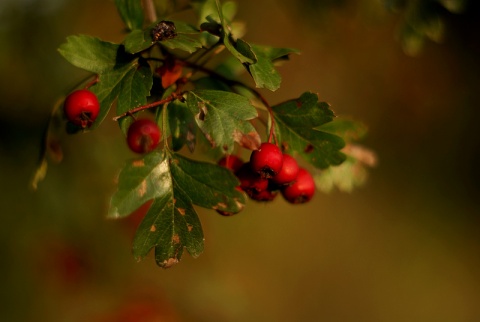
<box><xmin>63</xmin><ymin>89</ymin><xmax>100</xmax><ymax>128</ymax></box>
<box><xmin>249</xmin><ymin>189</ymin><xmax>278</xmax><ymax>202</ymax></box>
<box><xmin>271</xmin><ymin>154</ymin><xmax>299</xmax><ymax>185</ymax></box>
<box><xmin>218</xmin><ymin>155</ymin><xmax>244</xmax><ymax>172</ymax></box>
<box><xmin>127</xmin><ymin>119</ymin><xmax>161</xmax><ymax>154</ymax></box>
<box><xmin>250</xmin><ymin>142</ymin><xmax>284</xmax><ymax>178</ymax></box>
<box><xmin>281</xmin><ymin>168</ymin><xmax>316</xmax><ymax>204</ymax></box>
<box><xmin>235</xmin><ymin>162</ymin><xmax>269</xmax><ymax>198</ymax></box>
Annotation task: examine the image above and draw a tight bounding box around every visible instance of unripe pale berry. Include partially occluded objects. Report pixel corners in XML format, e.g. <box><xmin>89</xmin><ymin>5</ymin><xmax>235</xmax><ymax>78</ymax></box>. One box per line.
<box><xmin>250</xmin><ymin>142</ymin><xmax>283</xmax><ymax>178</ymax></box>
<box><xmin>281</xmin><ymin>168</ymin><xmax>315</xmax><ymax>204</ymax></box>
<box><xmin>63</xmin><ymin>89</ymin><xmax>100</xmax><ymax>128</ymax></box>
<box><xmin>127</xmin><ymin>119</ymin><xmax>161</xmax><ymax>154</ymax></box>
<box><xmin>271</xmin><ymin>154</ymin><xmax>299</xmax><ymax>185</ymax></box>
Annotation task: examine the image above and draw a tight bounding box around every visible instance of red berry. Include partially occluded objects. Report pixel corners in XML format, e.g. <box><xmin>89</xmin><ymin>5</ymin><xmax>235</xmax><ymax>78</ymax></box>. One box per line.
<box><xmin>249</xmin><ymin>189</ymin><xmax>278</xmax><ymax>202</ymax></box>
<box><xmin>218</xmin><ymin>155</ymin><xmax>244</xmax><ymax>172</ymax></box>
<box><xmin>281</xmin><ymin>168</ymin><xmax>316</xmax><ymax>204</ymax></box>
<box><xmin>127</xmin><ymin>119</ymin><xmax>161</xmax><ymax>154</ymax></box>
<box><xmin>235</xmin><ymin>162</ymin><xmax>269</xmax><ymax>198</ymax></box>
<box><xmin>63</xmin><ymin>89</ymin><xmax>100</xmax><ymax>128</ymax></box>
<box><xmin>250</xmin><ymin>142</ymin><xmax>283</xmax><ymax>178</ymax></box>
<box><xmin>271</xmin><ymin>154</ymin><xmax>299</xmax><ymax>185</ymax></box>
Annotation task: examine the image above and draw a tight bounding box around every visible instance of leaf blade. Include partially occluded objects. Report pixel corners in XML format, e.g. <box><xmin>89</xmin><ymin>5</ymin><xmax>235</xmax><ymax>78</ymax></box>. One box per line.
<box><xmin>186</xmin><ymin>90</ymin><xmax>260</xmax><ymax>152</ymax></box>
<box><xmin>58</xmin><ymin>35</ymin><xmax>125</xmax><ymax>73</ymax></box>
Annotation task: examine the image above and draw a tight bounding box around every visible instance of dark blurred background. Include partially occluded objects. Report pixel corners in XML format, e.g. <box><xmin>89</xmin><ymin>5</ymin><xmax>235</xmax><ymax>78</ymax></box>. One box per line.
<box><xmin>1</xmin><ymin>0</ymin><xmax>479</xmax><ymax>321</ymax></box>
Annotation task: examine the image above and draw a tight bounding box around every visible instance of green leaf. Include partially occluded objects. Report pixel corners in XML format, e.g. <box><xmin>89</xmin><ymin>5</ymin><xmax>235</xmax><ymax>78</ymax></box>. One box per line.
<box><xmin>117</xmin><ymin>64</ymin><xmax>153</xmax><ymax>134</ymax></box>
<box><xmin>112</xmin><ymin>150</ymin><xmax>244</xmax><ymax>267</ymax></box>
<box><xmin>161</xmin><ymin>34</ymin><xmax>203</xmax><ymax>53</ymax></box>
<box><xmin>88</xmin><ymin>59</ymin><xmax>152</xmax><ymax>129</ymax></box>
<box><xmin>123</xmin><ymin>29</ymin><xmax>151</xmax><ymax>53</ymax></box>
<box><xmin>133</xmin><ymin>185</ymin><xmax>204</xmax><ymax>268</ymax></box>
<box><xmin>58</xmin><ymin>35</ymin><xmax>130</xmax><ymax>73</ymax></box>
<box><xmin>108</xmin><ymin>151</ymin><xmax>171</xmax><ymax>219</ymax></box>
<box><xmin>272</xmin><ymin>92</ymin><xmax>346</xmax><ymax>169</ymax></box>
<box><xmin>210</xmin><ymin>0</ymin><xmax>255</xmax><ymax>64</ymax></box>
<box><xmin>124</xmin><ymin>20</ymin><xmax>201</xmax><ymax>54</ymax></box>
<box><xmin>252</xmin><ymin>45</ymin><xmax>300</xmax><ymax>62</ymax></box>
<box><xmin>247</xmin><ymin>45</ymin><xmax>299</xmax><ymax>91</ymax></box>
<box><xmin>167</xmin><ymin>101</ymin><xmax>197</xmax><ymax>152</ymax></box>
<box><xmin>115</xmin><ymin>0</ymin><xmax>144</xmax><ymax>31</ymax></box>
<box><xmin>169</xmin><ymin>152</ymin><xmax>245</xmax><ymax>211</ymax></box>
<box><xmin>186</xmin><ymin>90</ymin><xmax>260</xmax><ymax>152</ymax></box>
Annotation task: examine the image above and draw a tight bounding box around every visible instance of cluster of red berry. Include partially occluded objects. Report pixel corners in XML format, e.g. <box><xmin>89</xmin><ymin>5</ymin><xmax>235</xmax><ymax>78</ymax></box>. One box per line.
<box><xmin>63</xmin><ymin>90</ymin><xmax>315</xmax><ymax>214</ymax></box>
<box><xmin>218</xmin><ymin>142</ymin><xmax>316</xmax><ymax>213</ymax></box>
<box><xmin>63</xmin><ymin>89</ymin><xmax>161</xmax><ymax>154</ymax></box>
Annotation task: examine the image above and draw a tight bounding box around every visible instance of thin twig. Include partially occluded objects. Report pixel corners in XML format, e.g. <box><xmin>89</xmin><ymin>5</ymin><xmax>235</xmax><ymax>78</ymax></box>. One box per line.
<box><xmin>112</xmin><ymin>94</ymin><xmax>180</xmax><ymax>121</ymax></box>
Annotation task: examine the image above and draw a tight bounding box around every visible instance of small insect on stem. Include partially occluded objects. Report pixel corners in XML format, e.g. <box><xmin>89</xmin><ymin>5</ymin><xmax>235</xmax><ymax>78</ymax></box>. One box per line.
<box><xmin>151</xmin><ymin>21</ymin><xmax>177</xmax><ymax>42</ymax></box>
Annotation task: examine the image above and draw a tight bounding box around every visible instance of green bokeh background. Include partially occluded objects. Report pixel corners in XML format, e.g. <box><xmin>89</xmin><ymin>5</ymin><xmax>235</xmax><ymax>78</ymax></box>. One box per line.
<box><xmin>1</xmin><ymin>0</ymin><xmax>479</xmax><ymax>321</ymax></box>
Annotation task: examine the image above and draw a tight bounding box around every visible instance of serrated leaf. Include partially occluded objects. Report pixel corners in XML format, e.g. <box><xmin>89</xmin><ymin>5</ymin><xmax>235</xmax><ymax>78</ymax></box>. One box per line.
<box><xmin>247</xmin><ymin>45</ymin><xmax>299</xmax><ymax>91</ymax></box>
<box><xmin>115</xmin><ymin>0</ymin><xmax>144</xmax><ymax>31</ymax></box>
<box><xmin>132</xmin><ymin>185</ymin><xmax>204</xmax><ymax>268</ymax></box>
<box><xmin>272</xmin><ymin>92</ymin><xmax>346</xmax><ymax>169</ymax></box>
<box><xmin>186</xmin><ymin>90</ymin><xmax>260</xmax><ymax>152</ymax></box>
<box><xmin>58</xmin><ymin>35</ymin><xmax>130</xmax><ymax>73</ymax></box>
<box><xmin>114</xmin><ymin>150</ymin><xmax>244</xmax><ymax>267</ymax></box>
<box><xmin>124</xmin><ymin>20</ymin><xmax>201</xmax><ymax>54</ymax></box>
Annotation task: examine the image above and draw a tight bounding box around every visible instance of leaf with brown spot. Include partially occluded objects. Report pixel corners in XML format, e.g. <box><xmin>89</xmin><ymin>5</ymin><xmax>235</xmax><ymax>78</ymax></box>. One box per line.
<box><xmin>132</xmin><ymin>183</ymin><xmax>203</xmax><ymax>264</ymax></box>
<box><xmin>186</xmin><ymin>90</ymin><xmax>259</xmax><ymax>153</ymax></box>
<box><xmin>127</xmin><ymin>150</ymin><xmax>244</xmax><ymax>266</ymax></box>
<box><xmin>232</xmin><ymin>129</ymin><xmax>261</xmax><ymax>150</ymax></box>
<box><xmin>108</xmin><ymin>152</ymin><xmax>171</xmax><ymax>219</ymax></box>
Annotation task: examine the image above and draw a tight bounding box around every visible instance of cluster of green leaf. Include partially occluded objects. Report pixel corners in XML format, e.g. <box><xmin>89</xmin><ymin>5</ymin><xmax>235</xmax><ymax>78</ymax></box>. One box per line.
<box><xmin>33</xmin><ymin>0</ymin><xmax>374</xmax><ymax>268</ymax></box>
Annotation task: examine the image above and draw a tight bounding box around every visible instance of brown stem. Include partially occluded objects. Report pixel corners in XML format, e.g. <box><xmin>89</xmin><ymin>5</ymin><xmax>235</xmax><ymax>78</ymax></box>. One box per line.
<box><xmin>83</xmin><ymin>74</ymin><xmax>99</xmax><ymax>90</ymax></box>
<box><xmin>112</xmin><ymin>93</ymin><xmax>180</xmax><ymax>121</ymax></box>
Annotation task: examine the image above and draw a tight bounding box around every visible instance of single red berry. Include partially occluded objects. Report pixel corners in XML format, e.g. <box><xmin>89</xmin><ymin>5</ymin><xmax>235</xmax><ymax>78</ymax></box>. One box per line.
<box><xmin>281</xmin><ymin>168</ymin><xmax>316</xmax><ymax>204</ymax></box>
<box><xmin>271</xmin><ymin>154</ymin><xmax>300</xmax><ymax>185</ymax></box>
<box><xmin>250</xmin><ymin>142</ymin><xmax>284</xmax><ymax>178</ymax></box>
<box><xmin>235</xmin><ymin>162</ymin><xmax>269</xmax><ymax>198</ymax></box>
<box><xmin>63</xmin><ymin>89</ymin><xmax>100</xmax><ymax>128</ymax></box>
<box><xmin>127</xmin><ymin>119</ymin><xmax>161</xmax><ymax>154</ymax></box>
<box><xmin>218</xmin><ymin>155</ymin><xmax>244</xmax><ymax>172</ymax></box>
